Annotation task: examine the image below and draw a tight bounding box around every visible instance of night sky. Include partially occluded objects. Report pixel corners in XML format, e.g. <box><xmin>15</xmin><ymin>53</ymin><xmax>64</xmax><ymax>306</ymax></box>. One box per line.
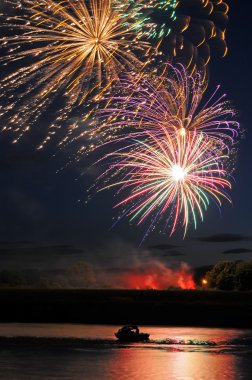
<box><xmin>0</xmin><ymin>0</ymin><xmax>252</xmax><ymax>273</ymax></box>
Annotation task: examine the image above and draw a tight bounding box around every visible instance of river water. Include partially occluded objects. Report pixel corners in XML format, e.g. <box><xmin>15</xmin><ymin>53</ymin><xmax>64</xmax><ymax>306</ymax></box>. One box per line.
<box><xmin>0</xmin><ymin>324</ymin><xmax>251</xmax><ymax>379</ymax></box>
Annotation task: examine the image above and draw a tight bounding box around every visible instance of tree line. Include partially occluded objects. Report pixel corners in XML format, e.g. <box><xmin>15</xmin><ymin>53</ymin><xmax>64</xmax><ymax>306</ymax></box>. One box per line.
<box><xmin>205</xmin><ymin>261</ymin><xmax>252</xmax><ymax>291</ymax></box>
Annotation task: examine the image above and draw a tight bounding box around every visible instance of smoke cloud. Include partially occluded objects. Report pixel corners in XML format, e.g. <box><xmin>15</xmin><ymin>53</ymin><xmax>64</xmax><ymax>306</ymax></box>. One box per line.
<box><xmin>99</xmin><ymin>261</ymin><xmax>195</xmax><ymax>290</ymax></box>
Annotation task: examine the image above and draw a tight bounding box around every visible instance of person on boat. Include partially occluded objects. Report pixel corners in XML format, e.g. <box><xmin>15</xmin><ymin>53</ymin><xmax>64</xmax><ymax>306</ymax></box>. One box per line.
<box><xmin>115</xmin><ymin>325</ymin><xmax>149</xmax><ymax>341</ymax></box>
<box><xmin>120</xmin><ymin>325</ymin><xmax>139</xmax><ymax>336</ymax></box>
<box><xmin>133</xmin><ymin>326</ymin><xmax>139</xmax><ymax>335</ymax></box>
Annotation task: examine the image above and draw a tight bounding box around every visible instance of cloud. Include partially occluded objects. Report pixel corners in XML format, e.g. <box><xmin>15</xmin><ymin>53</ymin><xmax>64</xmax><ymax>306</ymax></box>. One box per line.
<box><xmin>169</xmin><ymin>250</ymin><xmax>185</xmax><ymax>257</ymax></box>
<box><xmin>91</xmin><ymin>239</ymin><xmax>188</xmax><ymax>290</ymax></box>
<box><xmin>222</xmin><ymin>248</ymin><xmax>252</xmax><ymax>255</ymax></box>
<box><xmin>0</xmin><ymin>245</ymin><xmax>84</xmax><ymax>256</ymax></box>
<box><xmin>150</xmin><ymin>249</ymin><xmax>185</xmax><ymax>259</ymax></box>
<box><xmin>0</xmin><ymin>261</ymin><xmax>98</xmax><ymax>289</ymax></box>
<box><xmin>147</xmin><ymin>244</ymin><xmax>185</xmax><ymax>260</ymax></box>
<box><xmin>0</xmin><ymin>244</ymin><xmax>86</xmax><ymax>271</ymax></box>
<box><xmin>198</xmin><ymin>234</ymin><xmax>252</xmax><ymax>243</ymax></box>
<box><xmin>0</xmin><ymin>235</ymin><xmax>194</xmax><ymax>289</ymax></box>
<box><xmin>106</xmin><ymin>249</ymin><xmax>185</xmax><ymax>274</ymax></box>
<box><xmin>0</xmin><ymin>241</ymin><xmax>33</xmax><ymax>246</ymax></box>
<box><xmin>148</xmin><ymin>244</ymin><xmax>179</xmax><ymax>251</ymax></box>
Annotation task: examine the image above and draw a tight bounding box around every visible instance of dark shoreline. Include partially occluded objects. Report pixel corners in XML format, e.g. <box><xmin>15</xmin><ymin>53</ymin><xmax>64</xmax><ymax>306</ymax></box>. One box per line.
<box><xmin>0</xmin><ymin>289</ymin><xmax>251</xmax><ymax>328</ymax></box>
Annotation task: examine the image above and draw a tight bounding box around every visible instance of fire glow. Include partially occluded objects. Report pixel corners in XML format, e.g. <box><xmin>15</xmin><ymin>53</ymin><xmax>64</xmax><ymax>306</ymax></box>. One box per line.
<box><xmin>113</xmin><ymin>263</ymin><xmax>196</xmax><ymax>290</ymax></box>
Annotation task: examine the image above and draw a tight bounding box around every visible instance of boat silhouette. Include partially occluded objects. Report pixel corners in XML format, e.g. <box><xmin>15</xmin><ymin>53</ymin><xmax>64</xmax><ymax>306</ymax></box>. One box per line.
<box><xmin>115</xmin><ymin>325</ymin><xmax>150</xmax><ymax>342</ymax></box>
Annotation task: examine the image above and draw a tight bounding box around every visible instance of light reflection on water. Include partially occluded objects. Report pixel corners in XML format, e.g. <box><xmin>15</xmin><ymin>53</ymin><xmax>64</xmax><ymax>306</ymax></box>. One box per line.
<box><xmin>0</xmin><ymin>324</ymin><xmax>251</xmax><ymax>380</ymax></box>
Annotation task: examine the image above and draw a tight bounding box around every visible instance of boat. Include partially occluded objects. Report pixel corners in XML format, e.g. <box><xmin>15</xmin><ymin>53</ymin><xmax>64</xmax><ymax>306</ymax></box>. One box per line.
<box><xmin>115</xmin><ymin>325</ymin><xmax>150</xmax><ymax>342</ymax></box>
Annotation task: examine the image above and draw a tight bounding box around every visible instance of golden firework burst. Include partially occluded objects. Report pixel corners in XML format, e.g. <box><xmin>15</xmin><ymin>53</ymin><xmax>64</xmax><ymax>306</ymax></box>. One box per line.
<box><xmin>0</xmin><ymin>0</ymin><xmax>151</xmax><ymax>146</ymax></box>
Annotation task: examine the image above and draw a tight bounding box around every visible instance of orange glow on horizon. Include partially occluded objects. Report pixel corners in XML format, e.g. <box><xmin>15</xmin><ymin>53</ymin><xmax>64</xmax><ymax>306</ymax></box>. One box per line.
<box><xmin>117</xmin><ymin>266</ymin><xmax>196</xmax><ymax>290</ymax></box>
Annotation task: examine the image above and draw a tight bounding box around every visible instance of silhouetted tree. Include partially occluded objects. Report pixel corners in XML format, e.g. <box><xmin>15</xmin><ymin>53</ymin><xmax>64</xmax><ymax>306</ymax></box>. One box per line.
<box><xmin>67</xmin><ymin>261</ymin><xmax>97</xmax><ymax>288</ymax></box>
<box><xmin>235</xmin><ymin>262</ymin><xmax>252</xmax><ymax>291</ymax></box>
<box><xmin>0</xmin><ymin>271</ymin><xmax>26</xmax><ymax>287</ymax></box>
<box><xmin>207</xmin><ymin>261</ymin><xmax>252</xmax><ymax>291</ymax></box>
<box><xmin>207</xmin><ymin>261</ymin><xmax>236</xmax><ymax>290</ymax></box>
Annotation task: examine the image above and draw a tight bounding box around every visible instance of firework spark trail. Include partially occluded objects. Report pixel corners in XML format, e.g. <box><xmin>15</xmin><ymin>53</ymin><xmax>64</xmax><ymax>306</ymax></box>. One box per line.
<box><xmin>131</xmin><ymin>0</ymin><xmax>229</xmax><ymax>71</ymax></box>
<box><xmin>94</xmin><ymin>128</ymin><xmax>232</xmax><ymax>238</ymax></box>
<box><xmin>117</xmin><ymin>0</ymin><xmax>229</xmax><ymax>71</ymax></box>
<box><xmin>90</xmin><ymin>64</ymin><xmax>239</xmax><ymax>155</ymax></box>
<box><xmin>0</xmin><ymin>0</ymin><xmax>153</xmax><ymax>147</ymax></box>
<box><xmin>116</xmin><ymin>0</ymin><xmax>178</xmax><ymax>40</ymax></box>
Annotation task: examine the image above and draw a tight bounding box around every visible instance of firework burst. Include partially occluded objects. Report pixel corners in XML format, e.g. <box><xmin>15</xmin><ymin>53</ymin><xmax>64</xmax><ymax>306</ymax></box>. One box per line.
<box><xmin>125</xmin><ymin>0</ymin><xmax>229</xmax><ymax>71</ymax></box>
<box><xmin>90</xmin><ymin>64</ymin><xmax>239</xmax><ymax>157</ymax></box>
<box><xmin>116</xmin><ymin>0</ymin><xmax>178</xmax><ymax>40</ymax></box>
<box><xmin>0</xmin><ymin>0</ymin><xmax>152</xmax><ymax>147</ymax></box>
<box><xmin>95</xmin><ymin>128</ymin><xmax>232</xmax><ymax>239</ymax></box>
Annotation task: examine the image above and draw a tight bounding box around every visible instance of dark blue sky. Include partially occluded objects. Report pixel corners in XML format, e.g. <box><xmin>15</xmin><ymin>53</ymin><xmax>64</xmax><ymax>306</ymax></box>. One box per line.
<box><xmin>0</xmin><ymin>0</ymin><xmax>252</xmax><ymax>270</ymax></box>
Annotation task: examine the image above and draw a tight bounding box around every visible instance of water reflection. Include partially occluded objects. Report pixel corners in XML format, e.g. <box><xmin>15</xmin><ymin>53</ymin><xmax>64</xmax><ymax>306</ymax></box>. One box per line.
<box><xmin>1</xmin><ymin>346</ymin><xmax>249</xmax><ymax>380</ymax></box>
<box><xmin>0</xmin><ymin>325</ymin><xmax>251</xmax><ymax>380</ymax></box>
<box><xmin>114</xmin><ymin>348</ymin><xmax>240</xmax><ymax>380</ymax></box>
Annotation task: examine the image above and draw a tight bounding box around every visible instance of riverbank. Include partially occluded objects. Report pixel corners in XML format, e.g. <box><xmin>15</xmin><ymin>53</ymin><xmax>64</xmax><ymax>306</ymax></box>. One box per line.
<box><xmin>0</xmin><ymin>289</ymin><xmax>251</xmax><ymax>327</ymax></box>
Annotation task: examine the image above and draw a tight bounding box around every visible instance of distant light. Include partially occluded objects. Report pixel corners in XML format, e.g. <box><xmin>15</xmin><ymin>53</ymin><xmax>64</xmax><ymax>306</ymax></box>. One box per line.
<box><xmin>171</xmin><ymin>165</ymin><xmax>186</xmax><ymax>181</ymax></box>
<box><xmin>202</xmin><ymin>278</ymin><xmax>208</xmax><ymax>286</ymax></box>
